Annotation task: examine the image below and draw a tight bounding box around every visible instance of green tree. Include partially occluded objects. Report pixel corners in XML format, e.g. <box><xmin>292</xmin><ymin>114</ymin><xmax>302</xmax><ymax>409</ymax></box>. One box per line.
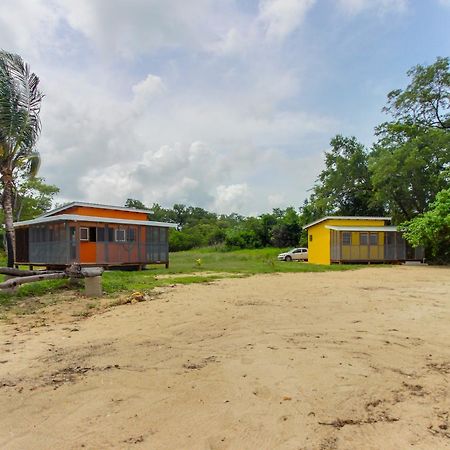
<box><xmin>270</xmin><ymin>207</ymin><xmax>301</xmax><ymax>247</ymax></box>
<box><xmin>370</xmin><ymin>126</ymin><xmax>450</xmax><ymax>221</ymax></box>
<box><xmin>384</xmin><ymin>56</ymin><xmax>449</xmax><ymax>130</ymax></box>
<box><xmin>0</xmin><ymin>51</ymin><xmax>43</xmax><ymax>266</ymax></box>
<box><xmin>401</xmin><ymin>188</ymin><xmax>450</xmax><ymax>263</ymax></box>
<box><xmin>125</xmin><ymin>198</ymin><xmax>149</xmax><ymax>210</ymax></box>
<box><xmin>308</xmin><ymin>135</ymin><xmax>384</xmax><ymax>217</ymax></box>
<box><xmin>14</xmin><ymin>177</ymin><xmax>59</xmax><ymax>221</ymax></box>
<box><xmin>371</xmin><ymin>58</ymin><xmax>450</xmax><ymax>222</ymax></box>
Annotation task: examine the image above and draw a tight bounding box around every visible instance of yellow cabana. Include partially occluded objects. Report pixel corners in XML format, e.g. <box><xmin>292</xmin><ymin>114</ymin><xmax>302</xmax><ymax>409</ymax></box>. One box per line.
<box><xmin>303</xmin><ymin>216</ymin><xmax>424</xmax><ymax>265</ymax></box>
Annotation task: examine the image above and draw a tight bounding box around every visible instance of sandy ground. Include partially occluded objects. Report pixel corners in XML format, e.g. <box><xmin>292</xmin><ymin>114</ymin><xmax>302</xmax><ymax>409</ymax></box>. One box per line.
<box><xmin>0</xmin><ymin>266</ymin><xmax>449</xmax><ymax>450</ymax></box>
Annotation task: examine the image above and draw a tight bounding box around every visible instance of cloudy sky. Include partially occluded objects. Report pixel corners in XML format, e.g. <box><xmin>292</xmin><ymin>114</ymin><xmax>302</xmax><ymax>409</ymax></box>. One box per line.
<box><xmin>1</xmin><ymin>0</ymin><xmax>449</xmax><ymax>215</ymax></box>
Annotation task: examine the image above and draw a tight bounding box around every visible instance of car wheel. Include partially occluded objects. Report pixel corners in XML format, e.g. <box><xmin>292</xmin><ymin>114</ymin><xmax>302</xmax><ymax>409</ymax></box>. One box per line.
<box><xmin>285</xmin><ymin>255</ymin><xmax>292</xmax><ymax>262</ymax></box>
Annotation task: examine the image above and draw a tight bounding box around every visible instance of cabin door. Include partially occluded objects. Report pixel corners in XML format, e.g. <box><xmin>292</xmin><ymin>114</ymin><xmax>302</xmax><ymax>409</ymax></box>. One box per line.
<box><xmin>79</xmin><ymin>226</ymin><xmax>97</xmax><ymax>263</ymax></box>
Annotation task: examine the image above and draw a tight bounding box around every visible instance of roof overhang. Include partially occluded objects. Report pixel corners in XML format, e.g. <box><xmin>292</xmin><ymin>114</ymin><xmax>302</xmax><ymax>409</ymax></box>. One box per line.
<box><xmin>325</xmin><ymin>225</ymin><xmax>398</xmax><ymax>232</ymax></box>
<box><xmin>13</xmin><ymin>214</ymin><xmax>177</xmax><ymax>229</ymax></box>
<box><xmin>39</xmin><ymin>201</ymin><xmax>153</xmax><ymax>218</ymax></box>
<box><xmin>303</xmin><ymin>216</ymin><xmax>391</xmax><ymax>230</ymax></box>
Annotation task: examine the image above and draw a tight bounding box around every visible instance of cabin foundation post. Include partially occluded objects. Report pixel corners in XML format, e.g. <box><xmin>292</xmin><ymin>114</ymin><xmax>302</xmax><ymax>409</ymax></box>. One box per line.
<box><xmin>84</xmin><ymin>276</ymin><xmax>102</xmax><ymax>297</ymax></box>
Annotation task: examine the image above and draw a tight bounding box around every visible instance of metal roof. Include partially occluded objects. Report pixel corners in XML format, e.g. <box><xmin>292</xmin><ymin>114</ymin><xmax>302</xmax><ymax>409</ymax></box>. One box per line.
<box><xmin>303</xmin><ymin>216</ymin><xmax>391</xmax><ymax>229</ymax></box>
<box><xmin>325</xmin><ymin>225</ymin><xmax>398</xmax><ymax>232</ymax></box>
<box><xmin>13</xmin><ymin>214</ymin><xmax>177</xmax><ymax>228</ymax></box>
<box><xmin>39</xmin><ymin>201</ymin><xmax>153</xmax><ymax>218</ymax></box>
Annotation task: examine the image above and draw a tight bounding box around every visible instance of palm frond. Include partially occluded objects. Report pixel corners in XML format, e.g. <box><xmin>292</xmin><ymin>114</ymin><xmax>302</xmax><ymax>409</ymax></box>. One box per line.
<box><xmin>0</xmin><ymin>50</ymin><xmax>44</xmax><ymax>164</ymax></box>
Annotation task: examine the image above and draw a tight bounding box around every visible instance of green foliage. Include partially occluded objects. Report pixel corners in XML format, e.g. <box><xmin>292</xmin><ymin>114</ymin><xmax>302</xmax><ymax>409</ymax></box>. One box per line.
<box><xmin>302</xmin><ymin>135</ymin><xmax>385</xmax><ymax>221</ymax></box>
<box><xmin>124</xmin><ymin>198</ymin><xmax>149</xmax><ymax>210</ymax></box>
<box><xmin>314</xmin><ymin>135</ymin><xmax>384</xmax><ymax>216</ymax></box>
<box><xmin>270</xmin><ymin>207</ymin><xmax>301</xmax><ymax>247</ymax></box>
<box><xmin>14</xmin><ymin>177</ymin><xmax>59</xmax><ymax>221</ymax></box>
<box><xmin>0</xmin><ymin>51</ymin><xmax>44</xmax><ymax>266</ymax></box>
<box><xmin>369</xmin><ymin>57</ymin><xmax>450</xmax><ymax>222</ymax></box>
<box><xmin>401</xmin><ymin>188</ymin><xmax>450</xmax><ymax>263</ymax></box>
<box><xmin>0</xmin><ymin>51</ymin><xmax>43</xmax><ymax>163</ymax></box>
<box><xmin>370</xmin><ymin>126</ymin><xmax>450</xmax><ymax>221</ymax></box>
<box><xmin>384</xmin><ymin>56</ymin><xmax>449</xmax><ymax>130</ymax></box>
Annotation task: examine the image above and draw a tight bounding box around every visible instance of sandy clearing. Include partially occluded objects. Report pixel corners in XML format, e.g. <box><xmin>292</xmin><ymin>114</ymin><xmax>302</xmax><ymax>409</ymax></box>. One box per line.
<box><xmin>0</xmin><ymin>266</ymin><xmax>449</xmax><ymax>450</ymax></box>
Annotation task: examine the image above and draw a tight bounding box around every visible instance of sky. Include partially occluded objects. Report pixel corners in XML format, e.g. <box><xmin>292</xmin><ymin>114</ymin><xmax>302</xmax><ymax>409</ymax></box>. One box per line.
<box><xmin>1</xmin><ymin>0</ymin><xmax>449</xmax><ymax>215</ymax></box>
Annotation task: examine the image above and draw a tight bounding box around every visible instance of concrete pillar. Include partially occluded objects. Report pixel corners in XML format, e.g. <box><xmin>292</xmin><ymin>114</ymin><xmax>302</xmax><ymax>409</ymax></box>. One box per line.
<box><xmin>84</xmin><ymin>276</ymin><xmax>102</xmax><ymax>297</ymax></box>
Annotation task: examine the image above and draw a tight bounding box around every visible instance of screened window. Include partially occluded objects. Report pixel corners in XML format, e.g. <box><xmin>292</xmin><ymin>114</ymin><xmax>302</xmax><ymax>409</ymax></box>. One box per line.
<box><xmin>370</xmin><ymin>233</ymin><xmax>378</xmax><ymax>245</ymax></box>
<box><xmin>360</xmin><ymin>233</ymin><xmax>368</xmax><ymax>245</ymax></box>
<box><xmin>107</xmin><ymin>227</ymin><xmax>114</xmax><ymax>242</ymax></box>
<box><xmin>115</xmin><ymin>229</ymin><xmax>126</xmax><ymax>242</ymax></box>
<box><xmin>342</xmin><ymin>232</ymin><xmax>352</xmax><ymax>245</ymax></box>
<box><xmin>127</xmin><ymin>228</ymin><xmax>136</xmax><ymax>242</ymax></box>
<box><xmin>97</xmin><ymin>227</ymin><xmax>105</xmax><ymax>242</ymax></box>
<box><xmin>70</xmin><ymin>227</ymin><xmax>76</xmax><ymax>242</ymax></box>
<box><xmin>80</xmin><ymin>227</ymin><xmax>89</xmax><ymax>241</ymax></box>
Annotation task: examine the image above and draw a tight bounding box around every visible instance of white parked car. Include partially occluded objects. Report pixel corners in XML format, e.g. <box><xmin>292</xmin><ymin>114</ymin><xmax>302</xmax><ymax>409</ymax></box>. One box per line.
<box><xmin>277</xmin><ymin>247</ymin><xmax>308</xmax><ymax>262</ymax></box>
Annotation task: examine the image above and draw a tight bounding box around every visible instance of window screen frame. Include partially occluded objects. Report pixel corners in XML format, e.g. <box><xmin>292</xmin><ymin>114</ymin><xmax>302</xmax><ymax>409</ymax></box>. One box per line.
<box><xmin>79</xmin><ymin>227</ymin><xmax>89</xmax><ymax>241</ymax></box>
<box><xmin>115</xmin><ymin>229</ymin><xmax>126</xmax><ymax>242</ymax></box>
<box><xmin>370</xmin><ymin>232</ymin><xmax>378</xmax><ymax>245</ymax></box>
<box><xmin>342</xmin><ymin>232</ymin><xmax>352</xmax><ymax>246</ymax></box>
<box><xmin>359</xmin><ymin>232</ymin><xmax>368</xmax><ymax>245</ymax></box>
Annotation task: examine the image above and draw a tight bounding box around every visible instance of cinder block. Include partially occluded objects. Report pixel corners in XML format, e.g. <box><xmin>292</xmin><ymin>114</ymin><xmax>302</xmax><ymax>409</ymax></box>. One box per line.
<box><xmin>84</xmin><ymin>276</ymin><xmax>102</xmax><ymax>297</ymax></box>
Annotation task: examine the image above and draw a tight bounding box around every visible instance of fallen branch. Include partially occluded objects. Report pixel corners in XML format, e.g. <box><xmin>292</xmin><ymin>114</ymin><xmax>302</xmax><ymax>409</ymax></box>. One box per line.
<box><xmin>0</xmin><ymin>267</ymin><xmax>60</xmax><ymax>277</ymax></box>
<box><xmin>0</xmin><ymin>272</ymin><xmax>67</xmax><ymax>289</ymax></box>
<box><xmin>0</xmin><ymin>264</ymin><xmax>104</xmax><ymax>291</ymax></box>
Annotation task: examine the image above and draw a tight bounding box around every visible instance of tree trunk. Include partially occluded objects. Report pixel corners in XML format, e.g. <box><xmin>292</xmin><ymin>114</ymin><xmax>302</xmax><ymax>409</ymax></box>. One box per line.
<box><xmin>1</xmin><ymin>172</ymin><xmax>16</xmax><ymax>267</ymax></box>
<box><xmin>0</xmin><ymin>267</ymin><xmax>59</xmax><ymax>277</ymax></box>
<box><xmin>0</xmin><ymin>272</ymin><xmax>67</xmax><ymax>289</ymax></box>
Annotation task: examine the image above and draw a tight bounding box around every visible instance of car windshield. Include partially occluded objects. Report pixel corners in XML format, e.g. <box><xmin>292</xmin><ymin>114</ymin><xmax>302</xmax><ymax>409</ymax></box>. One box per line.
<box><xmin>289</xmin><ymin>248</ymin><xmax>297</xmax><ymax>252</ymax></box>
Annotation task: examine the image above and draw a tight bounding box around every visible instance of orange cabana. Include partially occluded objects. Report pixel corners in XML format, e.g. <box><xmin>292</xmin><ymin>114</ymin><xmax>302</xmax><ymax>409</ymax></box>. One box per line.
<box><xmin>13</xmin><ymin>202</ymin><xmax>177</xmax><ymax>269</ymax></box>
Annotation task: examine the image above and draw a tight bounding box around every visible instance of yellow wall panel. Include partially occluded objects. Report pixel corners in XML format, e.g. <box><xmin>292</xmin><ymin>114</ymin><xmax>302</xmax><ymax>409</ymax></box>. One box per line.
<box><xmin>307</xmin><ymin>218</ymin><xmax>388</xmax><ymax>265</ymax></box>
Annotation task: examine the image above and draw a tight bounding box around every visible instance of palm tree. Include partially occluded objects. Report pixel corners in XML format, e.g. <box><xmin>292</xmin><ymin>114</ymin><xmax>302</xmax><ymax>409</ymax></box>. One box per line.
<box><xmin>0</xmin><ymin>51</ymin><xmax>43</xmax><ymax>267</ymax></box>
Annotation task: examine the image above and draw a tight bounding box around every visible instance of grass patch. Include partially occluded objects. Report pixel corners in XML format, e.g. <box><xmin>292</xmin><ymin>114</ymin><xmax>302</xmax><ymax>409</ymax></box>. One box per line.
<box><xmin>157</xmin><ymin>247</ymin><xmax>362</xmax><ymax>274</ymax></box>
<box><xmin>0</xmin><ymin>247</ymin><xmax>365</xmax><ymax>316</ymax></box>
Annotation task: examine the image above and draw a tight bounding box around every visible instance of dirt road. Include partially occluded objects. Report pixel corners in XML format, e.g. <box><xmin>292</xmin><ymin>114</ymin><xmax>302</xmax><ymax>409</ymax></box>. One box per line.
<box><xmin>1</xmin><ymin>266</ymin><xmax>449</xmax><ymax>449</ymax></box>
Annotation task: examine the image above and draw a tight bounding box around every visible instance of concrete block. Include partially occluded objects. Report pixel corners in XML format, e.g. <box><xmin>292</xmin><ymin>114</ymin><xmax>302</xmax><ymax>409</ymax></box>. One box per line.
<box><xmin>84</xmin><ymin>276</ymin><xmax>102</xmax><ymax>297</ymax></box>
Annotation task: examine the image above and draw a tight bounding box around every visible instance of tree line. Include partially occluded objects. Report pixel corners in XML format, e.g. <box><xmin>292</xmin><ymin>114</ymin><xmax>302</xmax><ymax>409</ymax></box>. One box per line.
<box><xmin>1</xmin><ymin>52</ymin><xmax>449</xmax><ymax>264</ymax></box>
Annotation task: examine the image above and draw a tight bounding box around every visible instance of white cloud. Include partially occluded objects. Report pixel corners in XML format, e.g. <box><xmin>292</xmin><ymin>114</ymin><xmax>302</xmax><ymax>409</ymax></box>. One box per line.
<box><xmin>214</xmin><ymin>184</ymin><xmax>252</xmax><ymax>215</ymax></box>
<box><xmin>132</xmin><ymin>74</ymin><xmax>166</xmax><ymax>98</ymax></box>
<box><xmin>258</xmin><ymin>0</ymin><xmax>316</xmax><ymax>41</ymax></box>
<box><xmin>336</xmin><ymin>0</ymin><xmax>409</xmax><ymax>15</ymax></box>
<box><xmin>0</xmin><ymin>0</ymin><xmax>59</xmax><ymax>56</ymax></box>
<box><xmin>58</xmin><ymin>0</ymin><xmax>225</xmax><ymax>57</ymax></box>
<box><xmin>267</xmin><ymin>193</ymin><xmax>286</xmax><ymax>209</ymax></box>
<box><xmin>1</xmin><ymin>0</ymin><xmax>415</xmax><ymax>216</ymax></box>
<box><xmin>32</xmin><ymin>58</ymin><xmax>336</xmax><ymax>214</ymax></box>
<box><xmin>209</xmin><ymin>0</ymin><xmax>315</xmax><ymax>56</ymax></box>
